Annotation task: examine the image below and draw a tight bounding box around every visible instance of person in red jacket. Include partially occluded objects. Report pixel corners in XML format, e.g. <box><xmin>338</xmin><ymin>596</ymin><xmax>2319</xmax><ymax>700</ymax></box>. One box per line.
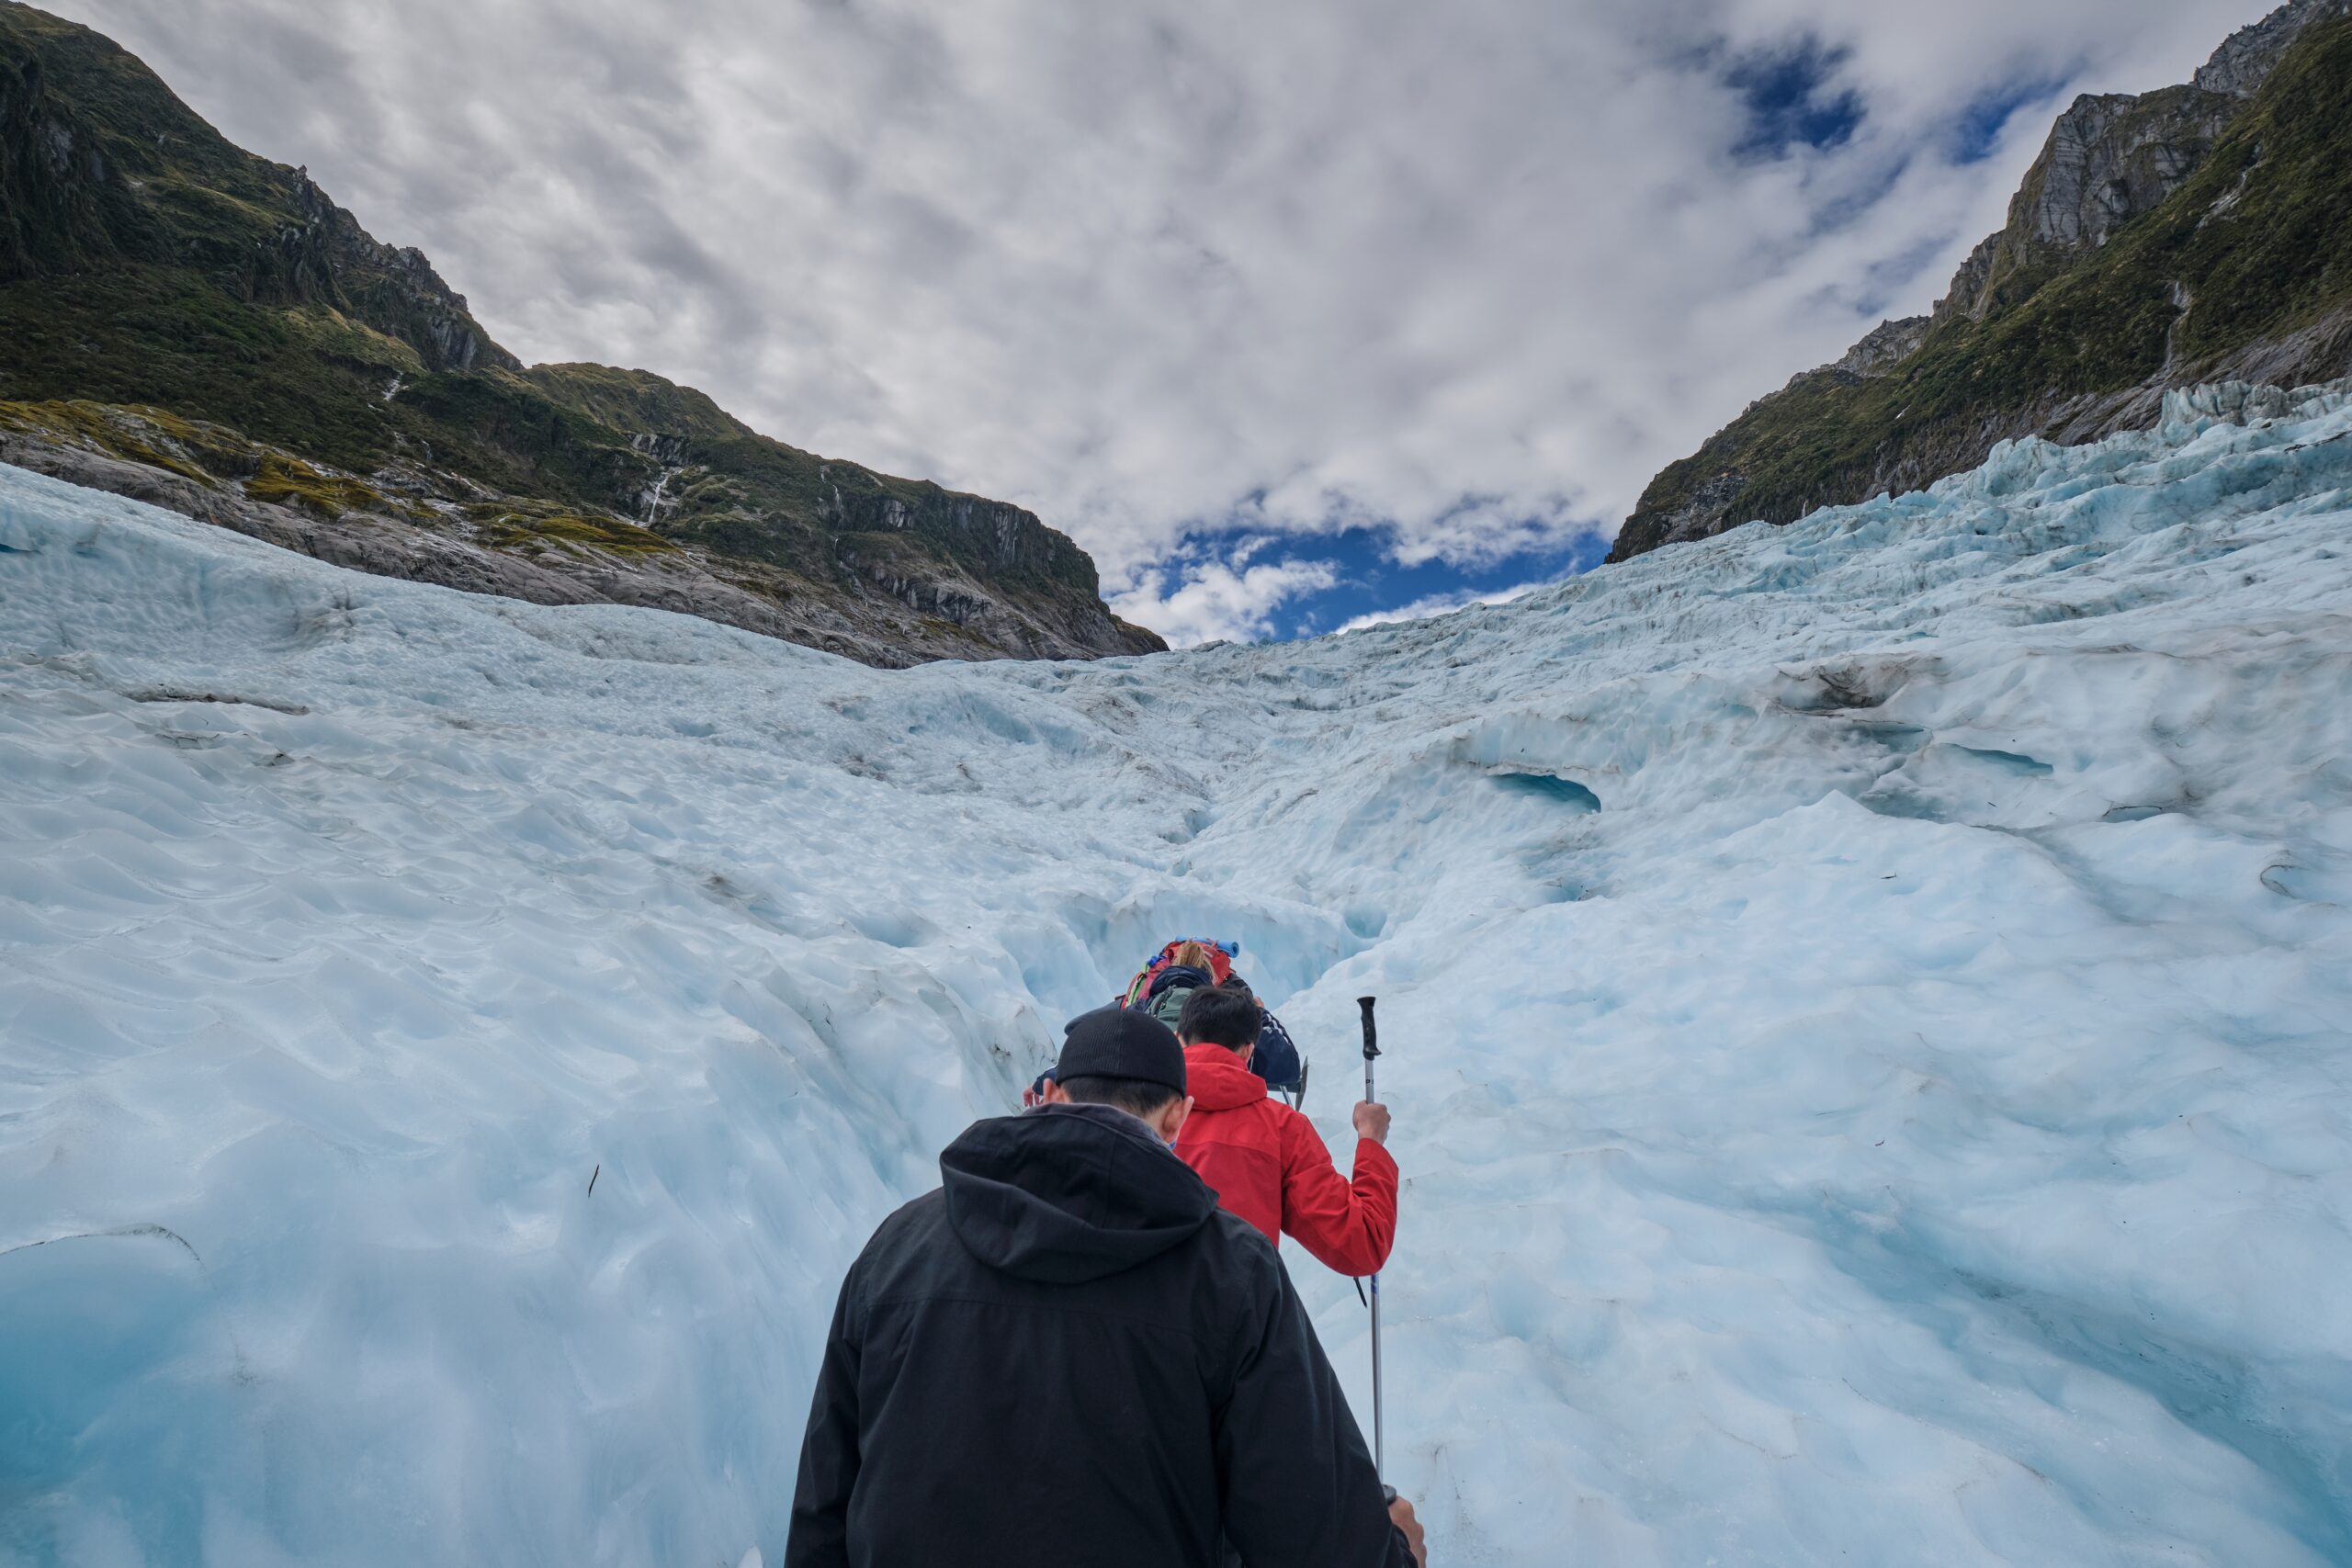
<box><xmin>1171</xmin><ymin>982</ymin><xmax>1397</xmax><ymax>1277</ymax></box>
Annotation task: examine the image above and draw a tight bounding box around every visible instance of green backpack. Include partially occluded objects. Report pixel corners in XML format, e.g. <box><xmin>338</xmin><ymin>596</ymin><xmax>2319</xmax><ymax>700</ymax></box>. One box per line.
<box><xmin>1144</xmin><ymin>983</ymin><xmax>1198</xmax><ymax>1031</ymax></box>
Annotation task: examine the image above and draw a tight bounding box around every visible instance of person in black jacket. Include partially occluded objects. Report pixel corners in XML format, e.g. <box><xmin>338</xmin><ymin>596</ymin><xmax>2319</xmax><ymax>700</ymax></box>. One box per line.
<box><xmin>786</xmin><ymin>1006</ymin><xmax>1424</xmax><ymax>1568</ymax></box>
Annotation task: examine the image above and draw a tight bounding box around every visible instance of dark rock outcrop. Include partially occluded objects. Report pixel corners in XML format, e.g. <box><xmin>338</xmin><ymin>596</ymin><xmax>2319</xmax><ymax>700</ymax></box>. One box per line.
<box><xmin>0</xmin><ymin>406</ymin><xmax>1159</xmax><ymax>667</ymax></box>
<box><xmin>1830</xmin><ymin>317</ymin><xmax>1929</xmax><ymax>378</ymax></box>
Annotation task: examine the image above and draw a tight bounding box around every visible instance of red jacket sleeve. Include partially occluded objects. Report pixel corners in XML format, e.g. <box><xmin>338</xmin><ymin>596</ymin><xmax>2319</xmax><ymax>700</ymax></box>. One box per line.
<box><xmin>1275</xmin><ymin>1109</ymin><xmax>1397</xmax><ymax>1277</ymax></box>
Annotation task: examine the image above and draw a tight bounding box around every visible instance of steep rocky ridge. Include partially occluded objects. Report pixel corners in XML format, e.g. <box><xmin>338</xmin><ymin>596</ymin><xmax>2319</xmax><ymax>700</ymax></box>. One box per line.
<box><xmin>0</xmin><ymin>2</ymin><xmax>1161</xmax><ymax>663</ymax></box>
<box><xmin>1612</xmin><ymin>0</ymin><xmax>2352</xmax><ymax>562</ymax></box>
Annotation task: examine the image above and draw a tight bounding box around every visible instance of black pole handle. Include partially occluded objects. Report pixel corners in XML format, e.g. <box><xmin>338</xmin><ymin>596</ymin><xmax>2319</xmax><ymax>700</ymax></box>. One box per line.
<box><xmin>1358</xmin><ymin>995</ymin><xmax>1379</xmax><ymax>1060</ymax></box>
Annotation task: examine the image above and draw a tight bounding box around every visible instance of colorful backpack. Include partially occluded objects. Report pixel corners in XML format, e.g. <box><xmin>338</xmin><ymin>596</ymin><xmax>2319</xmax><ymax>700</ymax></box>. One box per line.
<box><xmin>1116</xmin><ymin>938</ymin><xmax>1238</xmax><ymax>1009</ymax></box>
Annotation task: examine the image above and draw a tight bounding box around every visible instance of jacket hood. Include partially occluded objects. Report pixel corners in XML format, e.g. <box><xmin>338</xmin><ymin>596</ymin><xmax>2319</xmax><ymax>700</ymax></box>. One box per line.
<box><xmin>1182</xmin><ymin>1043</ymin><xmax>1268</xmax><ymax>1112</ymax></box>
<box><xmin>941</xmin><ymin>1104</ymin><xmax>1219</xmax><ymax>1284</ymax></box>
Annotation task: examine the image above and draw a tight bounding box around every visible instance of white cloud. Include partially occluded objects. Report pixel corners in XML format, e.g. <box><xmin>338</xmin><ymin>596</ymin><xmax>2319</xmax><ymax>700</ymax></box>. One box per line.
<box><xmin>49</xmin><ymin>0</ymin><xmax>2281</xmax><ymax>627</ymax></box>
<box><xmin>1337</xmin><ymin>581</ymin><xmax>1550</xmax><ymax>635</ymax></box>
<box><xmin>1110</xmin><ymin>556</ymin><xmax>1341</xmax><ymax>648</ymax></box>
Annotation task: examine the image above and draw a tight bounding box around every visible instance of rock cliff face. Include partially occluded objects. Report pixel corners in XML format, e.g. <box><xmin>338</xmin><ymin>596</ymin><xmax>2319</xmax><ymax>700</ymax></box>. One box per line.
<box><xmin>1829</xmin><ymin>317</ymin><xmax>1929</xmax><ymax>377</ymax></box>
<box><xmin>1928</xmin><ymin>86</ymin><xmax>2239</xmax><ymax>331</ymax></box>
<box><xmin>0</xmin><ymin>1</ymin><xmax>1162</xmax><ymax>664</ymax></box>
<box><xmin>1612</xmin><ymin>0</ymin><xmax>2352</xmax><ymax>563</ymax></box>
<box><xmin>281</xmin><ymin>171</ymin><xmax>520</xmax><ymax>377</ymax></box>
<box><xmin>2196</xmin><ymin>0</ymin><xmax>2352</xmax><ymax>94</ymax></box>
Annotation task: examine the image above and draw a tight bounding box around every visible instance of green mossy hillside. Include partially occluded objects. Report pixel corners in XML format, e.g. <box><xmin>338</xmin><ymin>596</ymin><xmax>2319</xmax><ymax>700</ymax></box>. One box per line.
<box><xmin>525</xmin><ymin>365</ymin><xmax>754</xmax><ymax>444</ymax></box>
<box><xmin>468</xmin><ymin>500</ymin><xmax>677</xmax><ymax>557</ymax></box>
<box><xmin>1615</xmin><ymin>15</ymin><xmax>2352</xmax><ymax>561</ymax></box>
<box><xmin>243</xmin><ymin>453</ymin><xmax>403</xmax><ymax>520</ymax></box>
<box><xmin>0</xmin><ymin>0</ymin><xmax>1155</xmax><ymax>656</ymax></box>
<box><xmin>0</xmin><ymin>396</ymin><xmax>670</xmax><ymax>554</ymax></box>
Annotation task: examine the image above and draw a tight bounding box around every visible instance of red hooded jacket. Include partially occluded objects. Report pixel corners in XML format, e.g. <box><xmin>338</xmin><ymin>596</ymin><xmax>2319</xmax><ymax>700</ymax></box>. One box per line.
<box><xmin>1174</xmin><ymin>1043</ymin><xmax>1397</xmax><ymax>1276</ymax></box>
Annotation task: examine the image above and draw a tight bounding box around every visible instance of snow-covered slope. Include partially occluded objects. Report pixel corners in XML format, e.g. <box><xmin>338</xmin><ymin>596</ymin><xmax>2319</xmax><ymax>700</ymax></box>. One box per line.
<box><xmin>4</xmin><ymin>380</ymin><xmax>2350</xmax><ymax>1567</ymax></box>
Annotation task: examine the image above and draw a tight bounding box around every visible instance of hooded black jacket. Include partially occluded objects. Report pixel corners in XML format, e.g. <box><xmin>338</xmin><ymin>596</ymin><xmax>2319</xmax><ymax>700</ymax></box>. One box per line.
<box><xmin>786</xmin><ymin>1102</ymin><xmax>1411</xmax><ymax>1568</ymax></box>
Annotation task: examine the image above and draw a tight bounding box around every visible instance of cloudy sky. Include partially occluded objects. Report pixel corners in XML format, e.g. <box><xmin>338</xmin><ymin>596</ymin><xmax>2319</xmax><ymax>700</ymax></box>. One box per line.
<box><xmin>58</xmin><ymin>0</ymin><xmax>2277</xmax><ymax>641</ymax></box>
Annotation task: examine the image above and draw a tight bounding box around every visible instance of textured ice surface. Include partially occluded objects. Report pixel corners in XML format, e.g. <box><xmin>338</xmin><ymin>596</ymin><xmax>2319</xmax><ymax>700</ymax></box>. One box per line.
<box><xmin>3</xmin><ymin>380</ymin><xmax>2350</xmax><ymax>1565</ymax></box>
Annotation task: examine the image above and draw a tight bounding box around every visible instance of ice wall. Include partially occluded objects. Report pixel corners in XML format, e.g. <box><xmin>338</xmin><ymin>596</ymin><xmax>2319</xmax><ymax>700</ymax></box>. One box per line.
<box><xmin>2</xmin><ymin>379</ymin><xmax>2349</xmax><ymax>1564</ymax></box>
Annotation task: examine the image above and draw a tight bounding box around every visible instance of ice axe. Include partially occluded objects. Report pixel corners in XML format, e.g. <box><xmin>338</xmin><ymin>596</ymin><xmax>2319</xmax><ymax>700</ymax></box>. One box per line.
<box><xmin>1358</xmin><ymin>994</ymin><xmax>1388</xmax><ymax>1483</ymax></box>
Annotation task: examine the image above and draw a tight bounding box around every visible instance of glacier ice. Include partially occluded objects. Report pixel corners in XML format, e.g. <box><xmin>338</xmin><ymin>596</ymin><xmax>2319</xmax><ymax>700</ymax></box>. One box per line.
<box><xmin>2</xmin><ymin>380</ymin><xmax>2350</xmax><ymax>1565</ymax></box>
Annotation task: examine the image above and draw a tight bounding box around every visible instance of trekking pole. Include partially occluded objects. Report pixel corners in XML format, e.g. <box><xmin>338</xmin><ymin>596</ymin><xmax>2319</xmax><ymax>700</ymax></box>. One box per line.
<box><xmin>1358</xmin><ymin>995</ymin><xmax>1385</xmax><ymax>1480</ymax></box>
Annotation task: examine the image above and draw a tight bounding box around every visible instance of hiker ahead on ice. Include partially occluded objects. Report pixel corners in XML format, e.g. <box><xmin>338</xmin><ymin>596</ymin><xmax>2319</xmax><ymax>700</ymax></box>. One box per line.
<box><xmin>1173</xmin><ymin>982</ymin><xmax>1397</xmax><ymax>1278</ymax></box>
<box><xmin>1025</xmin><ymin>941</ymin><xmax>1304</xmax><ymax>1104</ymax></box>
<box><xmin>1126</xmin><ymin>939</ymin><xmax>1305</xmax><ymax>1096</ymax></box>
<box><xmin>785</xmin><ymin>1007</ymin><xmax>1425</xmax><ymax>1568</ymax></box>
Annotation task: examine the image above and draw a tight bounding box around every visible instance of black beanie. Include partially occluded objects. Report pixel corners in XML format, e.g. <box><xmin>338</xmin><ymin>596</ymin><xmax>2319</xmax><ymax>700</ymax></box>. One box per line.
<box><xmin>1055</xmin><ymin>1006</ymin><xmax>1187</xmax><ymax>1095</ymax></box>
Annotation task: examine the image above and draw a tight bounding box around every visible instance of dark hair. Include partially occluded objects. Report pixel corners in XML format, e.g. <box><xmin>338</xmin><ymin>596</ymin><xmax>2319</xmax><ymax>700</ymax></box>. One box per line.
<box><xmin>1056</xmin><ymin>1075</ymin><xmax>1182</xmax><ymax>1117</ymax></box>
<box><xmin>1176</xmin><ymin>982</ymin><xmax>1261</xmax><ymax>1050</ymax></box>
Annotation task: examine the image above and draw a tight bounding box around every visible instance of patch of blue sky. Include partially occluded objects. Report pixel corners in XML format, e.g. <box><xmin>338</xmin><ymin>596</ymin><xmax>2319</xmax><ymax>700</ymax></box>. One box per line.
<box><xmin>1723</xmin><ymin>35</ymin><xmax>1865</xmax><ymax>161</ymax></box>
<box><xmin>1215</xmin><ymin>523</ymin><xmax>1609</xmax><ymax>642</ymax></box>
<box><xmin>1951</xmin><ymin>69</ymin><xmax>2080</xmax><ymax>164</ymax></box>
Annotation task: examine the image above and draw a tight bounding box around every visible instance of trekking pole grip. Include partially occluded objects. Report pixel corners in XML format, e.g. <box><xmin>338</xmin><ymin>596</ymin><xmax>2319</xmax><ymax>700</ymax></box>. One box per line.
<box><xmin>1358</xmin><ymin>995</ymin><xmax>1378</xmax><ymax>1100</ymax></box>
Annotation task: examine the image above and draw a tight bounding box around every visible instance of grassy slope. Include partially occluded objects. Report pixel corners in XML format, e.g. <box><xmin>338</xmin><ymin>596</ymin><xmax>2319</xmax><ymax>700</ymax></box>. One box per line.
<box><xmin>1614</xmin><ymin>17</ymin><xmax>2352</xmax><ymax>559</ymax></box>
<box><xmin>0</xmin><ymin>1</ymin><xmax>1144</xmax><ymax>647</ymax></box>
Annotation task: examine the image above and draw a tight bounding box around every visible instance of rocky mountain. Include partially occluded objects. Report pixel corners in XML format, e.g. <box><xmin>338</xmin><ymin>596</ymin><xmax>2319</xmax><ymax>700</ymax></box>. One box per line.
<box><xmin>1611</xmin><ymin>0</ymin><xmax>2352</xmax><ymax>562</ymax></box>
<box><xmin>0</xmin><ymin>1</ymin><xmax>1162</xmax><ymax>665</ymax></box>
